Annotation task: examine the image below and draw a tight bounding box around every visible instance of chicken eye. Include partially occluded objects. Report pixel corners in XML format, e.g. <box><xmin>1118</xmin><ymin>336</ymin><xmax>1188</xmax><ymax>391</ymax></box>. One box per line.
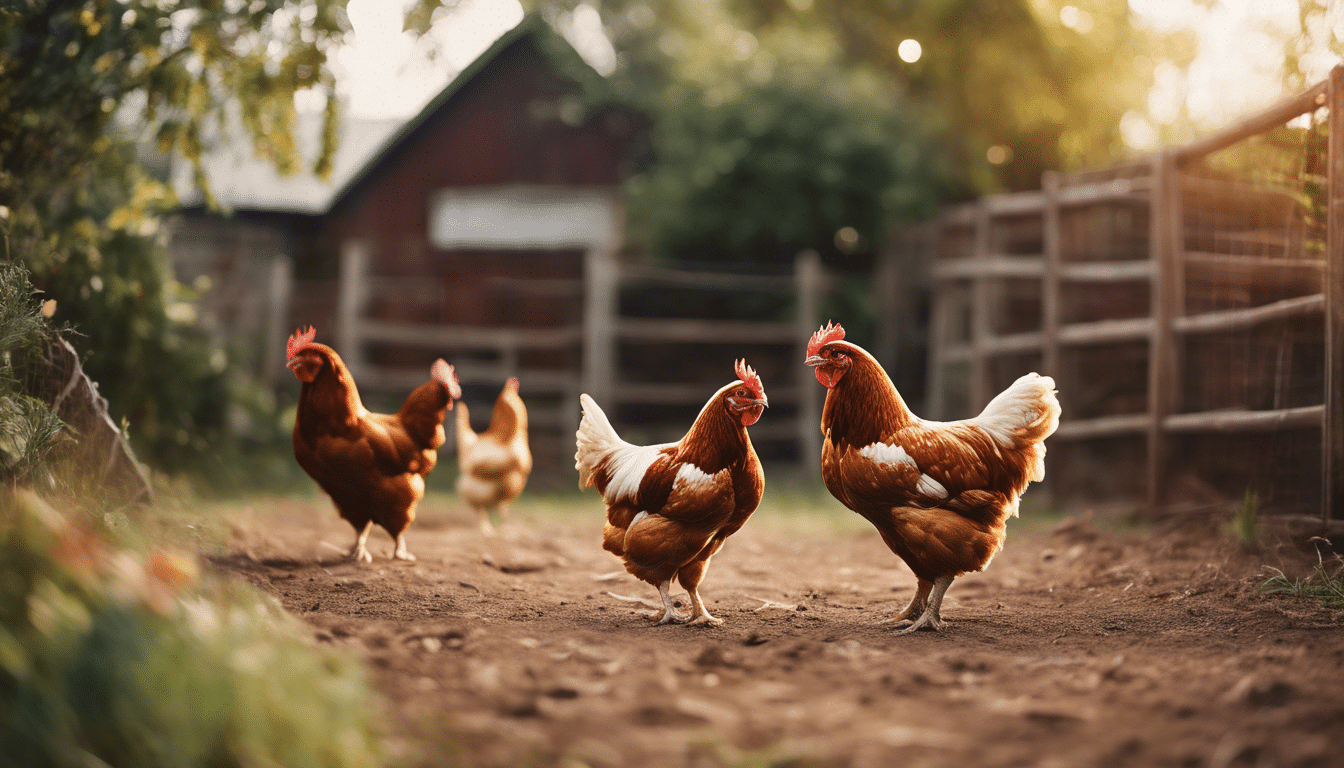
<box><xmin>735</xmin><ymin>389</ymin><xmax>748</xmax><ymax>398</ymax></box>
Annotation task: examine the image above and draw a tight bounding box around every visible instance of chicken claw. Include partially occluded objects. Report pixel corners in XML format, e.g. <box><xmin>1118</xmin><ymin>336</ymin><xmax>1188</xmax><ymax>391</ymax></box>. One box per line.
<box><xmin>392</xmin><ymin>534</ymin><xmax>416</xmax><ymax>562</ymax></box>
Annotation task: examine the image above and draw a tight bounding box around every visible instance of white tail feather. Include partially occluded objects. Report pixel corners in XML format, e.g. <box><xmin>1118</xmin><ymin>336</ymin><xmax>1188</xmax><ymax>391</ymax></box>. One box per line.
<box><xmin>575</xmin><ymin>394</ymin><xmax>625</xmax><ymax>490</ymax></box>
<box><xmin>575</xmin><ymin>394</ymin><xmax>671</xmax><ymax>501</ymax></box>
<box><xmin>972</xmin><ymin>373</ymin><xmax>1061</xmax><ymax>483</ymax></box>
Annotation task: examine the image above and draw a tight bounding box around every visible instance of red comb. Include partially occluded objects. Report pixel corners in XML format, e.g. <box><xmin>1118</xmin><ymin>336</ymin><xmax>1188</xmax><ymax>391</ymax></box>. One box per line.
<box><xmin>286</xmin><ymin>326</ymin><xmax>316</xmax><ymax>361</ymax></box>
<box><xmin>734</xmin><ymin>359</ymin><xmax>765</xmax><ymax>399</ymax></box>
<box><xmin>432</xmin><ymin>359</ymin><xmax>461</xmax><ymax>400</ymax></box>
<box><xmin>807</xmin><ymin>321</ymin><xmax>845</xmax><ymax>357</ymax></box>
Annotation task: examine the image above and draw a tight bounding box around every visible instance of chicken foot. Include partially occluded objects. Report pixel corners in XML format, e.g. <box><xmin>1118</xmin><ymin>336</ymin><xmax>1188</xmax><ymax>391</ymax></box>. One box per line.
<box><xmin>882</xmin><ymin>579</ymin><xmax>933</xmax><ymax>624</ymax></box>
<box><xmin>392</xmin><ymin>531</ymin><xmax>416</xmax><ymax>562</ymax></box>
<box><xmin>684</xmin><ymin>587</ymin><xmax>723</xmax><ymax>626</ymax></box>
<box><xmin>650</xmin><ymin>579</ymin><xmax>689</xmax><ymax>625</ymax></box>
<box><xmin>892</xmin><ymin>575</ymin><xmax>954</xmax><ymax>634</ymax></box>
<box><xmin>349</xmin><ymin>521</ymin><xmax>374</xmax><ymax>564</ymax></box>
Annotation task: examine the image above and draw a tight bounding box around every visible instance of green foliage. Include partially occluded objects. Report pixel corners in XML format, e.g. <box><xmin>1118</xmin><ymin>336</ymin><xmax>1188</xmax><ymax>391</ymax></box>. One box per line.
<box><xmin>0</xmin><ymin>489</ymin><xmax>384</xmax><ymax>768</ymax></box>
<box><xmin>626</xmin><ymin>73</ymin><xmax>956</xmax><ymax>268</ymax></box>
<box><xmin>1233</xmin><ymin>489</ymin><xmax>1259</xmax><ymax>548</ymax></box>
<box><xmin>1258</xmin><ymin>537</ymin><xmax>1344</xmax><ymax>611</ymax></box>
<box><xmin>510</xmin><ymin>0</ymin><xmax>1165</xmax><ymax>272</ymax></box>
<box><xmin>0</xmin><ymin>263</ymin><xmax>64</xmax><ymax>484</ymax></box>
<box><xmin>0</xmin><ymin>1</ymin><xmax>352</xmax><ymax>479</ymax></box>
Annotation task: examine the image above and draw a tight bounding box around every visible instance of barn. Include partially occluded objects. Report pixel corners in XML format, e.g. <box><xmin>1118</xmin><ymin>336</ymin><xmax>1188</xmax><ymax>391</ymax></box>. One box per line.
<box><xmin>169</xmin><ymin>15</ymin><xmax>642</xmax><ymax>471</ymax></box>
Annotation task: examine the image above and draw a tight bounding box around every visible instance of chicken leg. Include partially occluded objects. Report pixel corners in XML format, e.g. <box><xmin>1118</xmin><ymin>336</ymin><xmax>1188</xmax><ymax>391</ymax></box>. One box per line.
<box><xmin>650</xmin><ymin>579</ymin><xmax>689</xmax><ymax>625</ymax></box>
<box><xmin>677</xmin><ymin>551</ymin><xmax>723</xmax><ymax>626</ymax></box>
<box><xmin>392</xmin><ymin>531</ymin><xmax>416</xmax><ymax>562</ymax></box>
<box><xmin>882</xmin><ymin>579</ymin><xmax>933</xmax><ymax>625</ymax></box>
<box><xmin>892</xmin><ymin>574</ymin><xmax>954</xmax><ymax>634</ymax></box>
<box><xmin>349</xmin><ymin>520</ymin><xmax>374</xmax><ymax>564</ymax></box>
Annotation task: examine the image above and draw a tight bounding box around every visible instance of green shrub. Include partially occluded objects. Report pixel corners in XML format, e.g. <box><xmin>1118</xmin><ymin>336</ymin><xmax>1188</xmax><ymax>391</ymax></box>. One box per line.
<box><xmin>0</xmin><ymin>489</ymin><xmax>384</xmax><ymax>768</ymax></box>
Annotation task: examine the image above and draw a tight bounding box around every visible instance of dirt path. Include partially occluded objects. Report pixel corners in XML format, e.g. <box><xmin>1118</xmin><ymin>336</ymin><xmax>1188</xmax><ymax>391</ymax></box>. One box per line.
<box><xmin>209</xmin><ymin>498</ymin><xmax>1344</xmax><ymax>768</ymax></box>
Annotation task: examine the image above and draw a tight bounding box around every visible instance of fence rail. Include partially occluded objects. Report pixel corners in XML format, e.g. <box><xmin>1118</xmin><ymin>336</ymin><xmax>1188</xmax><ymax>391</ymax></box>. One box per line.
<box><xmin>330</xmin><ymin>247</ymin><xmax>831</xmax><ymax>471</ymax></box>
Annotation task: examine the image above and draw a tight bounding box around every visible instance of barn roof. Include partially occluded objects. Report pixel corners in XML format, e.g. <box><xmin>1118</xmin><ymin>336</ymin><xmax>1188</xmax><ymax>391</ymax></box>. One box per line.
<box><xmin>173</xmin><ymin>14</ymin><xmax>611</xmax><ymax>216</ymax></box>
<box><xmin>326</xmin><ymin>13</ymin><xmax>614</xmax><ymax>213</ymax></box>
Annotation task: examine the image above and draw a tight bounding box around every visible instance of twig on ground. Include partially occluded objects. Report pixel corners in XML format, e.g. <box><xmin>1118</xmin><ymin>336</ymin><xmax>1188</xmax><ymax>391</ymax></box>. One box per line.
<box><xmin>747</xmin><ymin>595</ymin><xmax>799</xmax><ymax>612</ymax></box>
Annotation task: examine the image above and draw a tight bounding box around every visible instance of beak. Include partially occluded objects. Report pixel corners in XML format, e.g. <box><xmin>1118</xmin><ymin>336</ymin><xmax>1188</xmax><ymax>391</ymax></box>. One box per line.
<box><xmin>804</xmin><ymin>355</ymin><xmax>826</xmax><ymax>367</ymax></box>
<box><xmin>758</xmin><ymin>394</ymin><xmax>769</xmax><ymax>408</ymax></box>
<box><xmin>285</xmin><ymin>357</ymin><xmax>301</xmax><ymax>370</ymax></box>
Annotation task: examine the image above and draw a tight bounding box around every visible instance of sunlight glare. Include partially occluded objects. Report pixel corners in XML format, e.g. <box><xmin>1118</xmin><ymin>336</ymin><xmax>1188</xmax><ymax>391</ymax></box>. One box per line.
<box><xmin>897</xmin><ymin>38</ymin><xmax>921</xmax><ymax>63</ymax></box>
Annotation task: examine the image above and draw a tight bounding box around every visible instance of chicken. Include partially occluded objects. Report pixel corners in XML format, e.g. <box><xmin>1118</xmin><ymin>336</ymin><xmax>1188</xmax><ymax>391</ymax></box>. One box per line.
<box><xmin>575</xmin><ymin>360</ymin><xmax>768</xmax><ymax>626</ymax></box>
<box><xmin>805</xmin><ymin>322</ymin><xmax>1059</xmax><ymax>633</ymax></box>
<box><xmin>455</xmin><ymin>377</ymin><xmax>532</xmax><ymax>534</ymax></box>
<box><xmin>286</xmin><ymin>326</ymin><xmax>460</xmax><ymax>563</ymax></box>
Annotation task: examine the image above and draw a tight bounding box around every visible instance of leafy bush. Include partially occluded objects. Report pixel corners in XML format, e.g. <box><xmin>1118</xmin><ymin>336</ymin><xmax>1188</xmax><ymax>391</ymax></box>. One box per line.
<box><xmin>0</xmin><ymin>489</ymin><xmax>384</xmax><ymax>768</ymax></box>
<box><xmin>0</xmin><ymin>262</ymin><xmax>65</xmax><ymax>484</ymax></box>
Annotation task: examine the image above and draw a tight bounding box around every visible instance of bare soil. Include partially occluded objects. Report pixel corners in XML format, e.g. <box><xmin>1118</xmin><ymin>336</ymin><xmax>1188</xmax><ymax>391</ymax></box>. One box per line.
<box><xmin>208</xmin><ymin>496</ymin><xmax>1344</xmax><ymax>768</ymax></box>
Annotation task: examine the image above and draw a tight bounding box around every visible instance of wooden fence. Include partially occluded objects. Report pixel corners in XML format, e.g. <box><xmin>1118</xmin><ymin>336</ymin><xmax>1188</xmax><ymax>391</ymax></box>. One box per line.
<box><xmin>329</xmin><ymin>247</ymin><xmax>831</xmax><ymax>474</ymax></box>
<box><xmin>919</xmin><ymin>65</ymin><xmax>1344</xmax><ymax>521</ymax></box>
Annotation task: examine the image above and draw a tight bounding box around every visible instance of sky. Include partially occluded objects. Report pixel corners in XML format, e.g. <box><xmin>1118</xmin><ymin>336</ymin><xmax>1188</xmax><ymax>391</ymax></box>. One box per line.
<box><xmin>330</xmin><ymin>0</ymin><xmax>1343</xmax><ymax>151</ymax></box>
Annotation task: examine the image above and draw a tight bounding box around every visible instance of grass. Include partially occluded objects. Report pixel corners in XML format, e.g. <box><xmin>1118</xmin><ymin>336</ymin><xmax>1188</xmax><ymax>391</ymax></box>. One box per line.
<box><xmin>1233</xmin><ymin>489</ymin><xmax>1259</xmax><ymax>548</ymax></box>
<box><xmin>1258</xmin><ymin>537</ymin><xmax>1344</xmax><ymax>611</ymax></box>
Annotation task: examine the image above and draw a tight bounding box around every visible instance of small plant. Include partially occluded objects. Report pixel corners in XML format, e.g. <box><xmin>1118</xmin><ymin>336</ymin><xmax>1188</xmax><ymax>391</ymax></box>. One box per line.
<box><xmin>1258</xmin><ymin>537</ymin><xmax>1344</xmax><ymax>610</ymax></box>
<box><xmin>0</xmin><ymin>262</ymin><xmax>65</xmax><ymax>485</ymax></box>
<box><xmin>0</xmin><ymin>489</ymin><xmax>386</xmax><ymax>768</ymax></box>
<box><xmin>1232</xmin><ymin>489</ymin><xmax>1258</xmax><ymax>548</ymax></box>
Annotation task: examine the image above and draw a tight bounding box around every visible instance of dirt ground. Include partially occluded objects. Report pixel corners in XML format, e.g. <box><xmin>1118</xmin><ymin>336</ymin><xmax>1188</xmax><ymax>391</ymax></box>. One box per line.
<box><xmin>207</xmin><ymin>493</ymin><xmax>1344</xmax><ymax>768</ymax></box>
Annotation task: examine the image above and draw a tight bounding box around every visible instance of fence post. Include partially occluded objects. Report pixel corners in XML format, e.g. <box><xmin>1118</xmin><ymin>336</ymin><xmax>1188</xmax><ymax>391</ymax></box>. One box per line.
<box><xmin>873</xmin><ymin>234</ymin><xmax>900</xmax><ymax>371</ymax></box>
<box><xmin>795</xmin><ymin>250</ymin><xmax>823</xmax><ymax>478</ymax></box>
<box><xmin>1147</xmin><ymin>152</ymin><xmax>1182</xmax><ymax>512</ymax></box>
<box><xmin>263</xmin><ymin>254</ymin><xmax>293</xmax><ymax>384</ymax></box>
<box><xmin>970</xmin><ymin>201</ymin><xmax>992</xmax><ymax>411</ymax></box>
<box><xmin>582</xmin><ymin>245</ymin><xmax>618</xmax><ymax>407</ymax></box>
<box><xmin>1042</xmin><ymin>172</ymin><xmax>1062</xmax><ymax>379</ymax></box>
<box><xmin>337</xmin><ymin>239</ymin><xmax>370</xmax><ymax>379</ymax></box>
<box><xmin>1324</xmin><ymin>64</ymin><xmax>1344</xmax><ymax>522</ymax></box>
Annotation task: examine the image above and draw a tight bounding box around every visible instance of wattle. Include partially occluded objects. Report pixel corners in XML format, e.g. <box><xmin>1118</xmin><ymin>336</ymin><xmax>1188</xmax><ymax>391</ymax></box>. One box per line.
<box><xmin>816</xmin><ymin>367</ymin><xmax>843</xmax><ymax>389</ymax></box>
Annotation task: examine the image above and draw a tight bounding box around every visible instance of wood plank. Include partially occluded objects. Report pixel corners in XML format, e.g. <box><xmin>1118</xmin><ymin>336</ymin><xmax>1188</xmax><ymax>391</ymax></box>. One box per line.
<box><xmin>1326</xmin><ymin>64</ymin><xmax>1344</xmax><ymax>521</ymax></box>
<box><xmin>1056</xmin><ymin>176</ymin><xmax>1152</xmax><ymax>207</ymax></box>
<box><xmin>985</xmin><ymin>191</ymin><xmax>1045</xmax><ymax>216</ymax></box>
<box><xmin>1184</xmin><ymin>251</ymin><xmax>1325</xmax><ymax>271</ymax></box>
<box><xmin>970</xmin><ymin>202</ymin><xmax>992</xmax><ymax>411</ymax></box>
<box><xmin>1054</xmin><ymin>414</ymin><xmax>1150</xmax><ymax>440</ymax></box>
<box><xmin>1172</xmin><ymin>294</ymin><xmax>1324</xmax><ymax>335</ymax></box>
<box><xmin>614</xmin><ymin>382</ymin><xmax>802</xmax><ymax>406</ymax></box>
<box><xmin>355</xmin><ymin>366</ymin><xmax>578</xmax><ymax>393</ymax></box>
<box><xmin>583</xmin><ymin>245</ymin><xmax>618</xmax><ymax>406</ymax></box>
<box><xmin>1174</xmin><ymin>80</ymin><xmax>1329</xmax><ymax>164</ymax></box>
<box><xmin>1042</xmin><ymin>171</ymin><xmax>1062</xmax><ymax>381</ymax></box>
<box><xmin>1060</xmin><ymin>260</ymin><xmax>1154</xmax><ymax>282</ymax></box>
<box><xmin>1164</xmin><ymin>405</ymin><xmax>1324</xmax><ymax>433</ymax></box>
<box><xmin>795</xmin><ymin>249</ymin><xmax>823</xmax><ymax>477</ymax></box>
<box><xmin>617</xmin><ymin>318</ymin><xmax>798</xmax><ymax>344</ymax></box>
<box><xmin>1059</xmin><ymin>317</ymin><xmax>1154</xmax><ymax>345</ymax></box>
<box><xmin>985</xmin><ymin>331</ymin><xmax>1045</xmax><ymax>354</ymax></box>
<box><xmin>1147</xmin><ymin>151</ymin><xmax>1183</xmax><ymax>511</ymax></box>
<box><xmin>620</xmin><ymin>264</ymin><xmax>797</xmax><ymax>291</ymax></box>
<box><xmin>359</xmin><ymin>320</ymin><xmax>582</xmax><ymax>349</ymax></box>
<box><xmin>930</xmin><ymin>256</ymin><xmax>1045</xmax><ymax>281</ymax></box>
<box><xmin>336</xmin><ymin>240</ymin><xmax>370</xmax><ymax>377</ymax></box>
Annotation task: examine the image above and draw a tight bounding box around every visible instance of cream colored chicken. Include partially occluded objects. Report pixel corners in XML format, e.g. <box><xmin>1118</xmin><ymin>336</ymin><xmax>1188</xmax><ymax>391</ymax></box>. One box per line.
<box><xmin>455</xmin><ymin>377</ymin><xmax>532</xmax><ymax>534</ymax></box>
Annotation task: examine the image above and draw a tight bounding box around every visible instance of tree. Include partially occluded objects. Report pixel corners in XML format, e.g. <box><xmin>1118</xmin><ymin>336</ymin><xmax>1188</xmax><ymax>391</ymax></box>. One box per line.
<box><xmin>0</xmin><ymin>0</ymin><xmax>351</xmax><ymax>474</ymax></box>
<box><xmin>511</xmin><ymin>0</ymin><xmax>1161</xmax><ymax>270</ymax></box>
